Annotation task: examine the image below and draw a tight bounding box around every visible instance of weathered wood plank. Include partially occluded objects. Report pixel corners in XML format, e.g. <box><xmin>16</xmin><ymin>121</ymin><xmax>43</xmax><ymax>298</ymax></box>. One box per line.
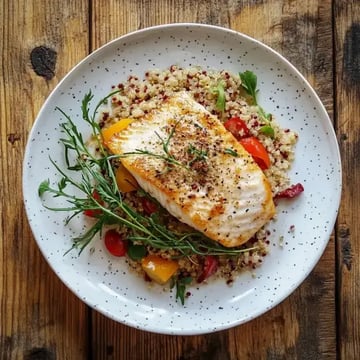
<box><xmin>89</xmin><ymin>1</ymin><xmax>336</xmax><ymax>359</ymax></box>
<box><xmin>0</xmin><ymin>1</ymin><xmax>90</xmax><ymax>359</ymax></box>
<box><xmin>334</xmin><ymin>1</ymin><xmax>360</xmax><ymax>358</ymax></box>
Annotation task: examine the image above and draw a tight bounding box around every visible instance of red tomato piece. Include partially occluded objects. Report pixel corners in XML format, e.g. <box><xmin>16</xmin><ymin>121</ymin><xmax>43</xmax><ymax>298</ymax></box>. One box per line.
<box><xmin>223</xmin><ymin>117</ymin><xmax>250</xmax><ymax>140</ymax></box>
<box><xmin>84</xmin><ymin>190</ymin><xmax>103</xmax><ymax>217</ymax></box>
<box><xmin>141</xmin><ymin>197</ymin><xmax>158</xmax><ymax>215</ymax></box>
<box><xmin>239</xmin><ymin>136</ymin><xmax>271</xmax><ymax>170</ymax></box>
<box><xmin>275</xmin><ymin>183</ymin><xmax>304</xmax><ymax>199</ymax></box>
<box><xmin>104</xmin><ymin>229</ymin><xmax>128</xmax><ymax>256</ymax></box>
<box><xmin>197</xmin><ymin>255</ymin><xmax>218</xmax><ymax>283</ymax></box>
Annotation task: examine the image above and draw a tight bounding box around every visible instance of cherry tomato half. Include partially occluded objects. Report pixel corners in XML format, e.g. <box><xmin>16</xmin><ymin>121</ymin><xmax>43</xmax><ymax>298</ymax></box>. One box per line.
<box><xmin>197</xmin><ymin>255</ymin><xmax>218</xmax><ymax>283</ymax></box>
<box><xmin>141</xmin><ymin>197</ymin><xmax>158</xmax><ymax>215</ymax></box>
<box><xmin>223</xmin><ymin>116</ymin><xmax>250</xmax><ymax>140</ymax></box>
<box><xmin>83</xmin><ymin>190</ymin><xmax>103</xmax><ymax>218</ymax></box>
<box><xmin>104</xmin><ymin>229</ymin><xmax>128</xmax><ymax>256</ymax></box>
<box><xmin>239</xmin><ymin>136</ymin><xmax>271</xmax><ymax>170</ymax></box>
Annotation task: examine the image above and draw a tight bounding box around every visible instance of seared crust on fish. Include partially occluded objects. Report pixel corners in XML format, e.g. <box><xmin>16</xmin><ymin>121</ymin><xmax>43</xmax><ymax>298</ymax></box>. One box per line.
<box><xmin>106</xmin><ymin>91</ymin><xmax>275</xmax><ymax>247</ymax></box>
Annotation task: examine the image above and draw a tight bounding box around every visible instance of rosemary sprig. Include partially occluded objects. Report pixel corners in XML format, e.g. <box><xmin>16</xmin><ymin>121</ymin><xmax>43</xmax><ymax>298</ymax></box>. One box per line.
<box><xmin>224</xmin><ymin>148</ymin><xmax>239</xmax><ymax>157</ymax></box>
<box><xmin>120</xmin><ymin>149</ymin><xmax>187</xmax><ymax>169</ymax></box>
<box><xmin>39</xmin><ymin>90</ymin><xmax>259</xmax><ymax>257</ymax></box>
<box><xmin>187</xmin><ymin>144</ymin><xmax>208</xmax><ymax>165</ymax></box>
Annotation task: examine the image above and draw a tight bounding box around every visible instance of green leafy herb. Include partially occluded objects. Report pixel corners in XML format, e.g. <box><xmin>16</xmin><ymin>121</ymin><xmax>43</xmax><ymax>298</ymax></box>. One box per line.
<box><xmin>187</xmin><ymin>144</ymin><xmax>208</xmax><ymax>165</ymax></box>
<box><xmin>239</xmin><ymin>71</ymin><xmax>258</xmax><ymax>104</ymax></box>
<box><xmin>260</xmin><ymin>125</ymin><xmax>275</xmax><ymax>138</ymax></box>
<box><xmin>120</xmin><ymin>122</ymin><xmax>188</xmax><ymax>170</ymax></box>
<box><xmin>239</xmin><ymin>70</ymin><xmax>275</xmax><ymax>137</ymax></box>
<box><xmin>211</xmin><ymin>80</ymin><xmax>226</xmax><ymax>112</ymax></box>
<box><xmin>121</xmin><ymin>148</ymin><xmax>187</xmax><ymax>169</ymax></box>
<box><xmin>174</xmin><ymin>277</ymin><xmax>192</xmax><ymax>305</ymax></box>
<box><xmin>38</xmin><ymin>90</ymin><xmax>259</xmax><ymax>257</ymax></box>
<box><xmin>38</xmin><ymin>179</ymin><xmax>50</xmax><ymax>196</ymax></box>
<box><xmin>224</xmin><ymin>148</ymin><xmax>239</xmax><ymax>157</ymax></box>
<box><xmin>128</xmin><ymin>244</ymin><xmax>147</xmax><ymax>260</ymax></box>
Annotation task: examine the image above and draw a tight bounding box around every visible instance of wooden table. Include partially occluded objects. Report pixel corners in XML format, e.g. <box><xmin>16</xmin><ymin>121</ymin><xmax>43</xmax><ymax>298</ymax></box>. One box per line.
<box><xmin>1</xmin><ymin>1</ymin><xmax>359</xmax><ymax>359</ymax></box>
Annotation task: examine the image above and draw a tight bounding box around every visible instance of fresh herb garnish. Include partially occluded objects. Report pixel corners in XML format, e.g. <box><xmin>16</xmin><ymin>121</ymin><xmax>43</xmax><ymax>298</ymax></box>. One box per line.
<box><xmin>173</xmin><ymin>276</ymin><xmax>192</xmax><ymax>305</ymax></box>
<box><xmin>211</xmin><ymin>80</ymin><xmax>226</xmax><ymax>112</ymax></box>
<box><xmin>224</xmin><ymin>148</ymin><xmax>239</xmax><ymax>157</ymax></box>
<box><xmin>38</xmin><ymin>90</ymin><xmax>259</xmax><ymax>257</ymax></box>
<box><xmin>187</xmin><ymin>144</ymin><xmax>208</xmax><ymax>165</ymax></box>
<box><xmin>120</xmin><ymin>121</ymin><xmax>188</xmax><ymax>170</ymax></box>
<box><xmin>38</xmin><ymin>179</ymin><xmax>51</xmax><ymax>196</ymax></box>
<box><xmin>239</xmin><ymin>70</ymin><xmax>258</xmax><ymax>104</ymax></box>
<box><xmin>128</xmin><ymin>244</ymin><xmax>147</xmax><ymax>260</ymax></box>
<box><xmin>259</xmin><ymin>125</ymin><xmax>275</xmax><ymax>138</ymax></box>
<box><xmin>239</xmin><ymin>71</ymin><xmax>275</xmax><ymax>137</ymax></box>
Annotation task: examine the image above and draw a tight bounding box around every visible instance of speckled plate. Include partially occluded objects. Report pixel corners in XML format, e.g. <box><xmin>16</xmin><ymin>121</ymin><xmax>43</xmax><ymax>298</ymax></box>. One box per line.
<box><xmin>23</xmin><ymin>23</ymin><xmax>341</xmax><ymax>335</ymax></box>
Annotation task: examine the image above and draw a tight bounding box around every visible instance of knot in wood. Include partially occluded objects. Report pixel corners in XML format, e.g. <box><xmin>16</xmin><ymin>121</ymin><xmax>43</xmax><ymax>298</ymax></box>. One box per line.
<box><xmin>30</xmin><ymin>46</ymin><xmax>57</xmax><ymax>80</ymax></box>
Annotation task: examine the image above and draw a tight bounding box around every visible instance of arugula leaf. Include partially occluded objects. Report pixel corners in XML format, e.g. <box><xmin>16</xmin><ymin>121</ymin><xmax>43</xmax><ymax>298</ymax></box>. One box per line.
<box><xmin>175</xmin><ymin>277</ymin><xmax>192</xmax><ymax>305</ymax></box>
<box><xmin>240</xmin><ymin>71</ymin><xmax>275</xmax><ymax>135</ymax></box>
<box><xmin>239</xmin><ymin>71</ymin><xmax>258</xmax><ymax>104</ymax></box>
<box><xmin>211</xmin><ymin>81</ymin><xmax>226</xmax><ymax>112</ymax></box>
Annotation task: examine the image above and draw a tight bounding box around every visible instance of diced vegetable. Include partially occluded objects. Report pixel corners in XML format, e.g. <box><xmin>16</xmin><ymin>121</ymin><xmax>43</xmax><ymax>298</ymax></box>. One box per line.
<box><xmin>83</xmin><ymin>190</ymin><xmax>103</xmax><ymax>217</ymax></box>
<box><xmin>275</xmin><ymin>183</ymin><xmax>304</xmax><ymax>199</ymax></box>
<box><xmin>101</xmin><ymin>118</ymin><xmax>133</xmax><ymax>144</ymax></box>
<box><xmin>104</xmin><ymin>229</ymin><xmax>128</xmax><ymax>256</ymax></box>
<box><xmin>141</xmin><ymin>255</ymin><xmax>179</xmax><ymax>285</ymax></box>
<box><xmin>141</xmin><ymin>197</ymin><xmax>158</xmax><ymax>215</ymax></box>
<box><xmin>223</xmin><ymin>116</ymin><xmax>250</xmax><ymax>140</ymax></box>
<box><xmin>115</xmin><ymin>164</ymin><xmax>139</xmax><ymax>192</ymax></box>
<box><xmin>239</xmin><ymin>136</ymin><xmax>271</xmax><ymax>170</ymax></box>
<box><xmin>197</xmin><ymin>255</ymin><xmax>218</xmax><ymax>283</ymax></box>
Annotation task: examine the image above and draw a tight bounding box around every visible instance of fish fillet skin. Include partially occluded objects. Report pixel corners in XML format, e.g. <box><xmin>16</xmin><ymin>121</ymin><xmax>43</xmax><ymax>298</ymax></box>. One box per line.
<box><xmin>106</xmin><ymin>91</ymin><xmax>275</xmax><ymax>247</ymax></box>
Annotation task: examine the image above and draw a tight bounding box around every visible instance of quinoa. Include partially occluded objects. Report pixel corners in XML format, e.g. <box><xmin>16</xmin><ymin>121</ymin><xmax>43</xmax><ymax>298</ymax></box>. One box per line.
<box><xmin>100</xmin><ymin>65</ymin><xmax>298</xmax><ymax>293</ymax></box>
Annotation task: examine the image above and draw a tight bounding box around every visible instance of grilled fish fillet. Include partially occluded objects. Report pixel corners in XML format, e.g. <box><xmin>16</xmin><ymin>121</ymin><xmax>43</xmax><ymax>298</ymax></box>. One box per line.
<box><xmin>106</xmin><ymin>91</ymin><xmax>275</xmax><ymax>247</ymax></box>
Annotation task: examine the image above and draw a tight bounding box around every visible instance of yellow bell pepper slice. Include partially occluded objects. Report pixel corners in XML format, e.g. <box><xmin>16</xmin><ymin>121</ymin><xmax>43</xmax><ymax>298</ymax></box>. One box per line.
<box><xmin>101</xmin><ymin>118</ymin><xmax>133</xmax><ymax>144</ymax></box>
<box><xmin>115</xmin><ymin>164</ymin><xmax>139</xmax><ymax>193</ymax></box>
<box><xmin>141</xmin><ymin>255</ymin><xmax>179</xmax><ymax>285</ymax></box>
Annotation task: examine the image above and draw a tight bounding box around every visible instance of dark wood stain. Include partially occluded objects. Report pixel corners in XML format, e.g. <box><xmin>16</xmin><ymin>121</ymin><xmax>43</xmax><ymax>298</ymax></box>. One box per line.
<box><xmin>281</xmin><ymin>13</ymin><xmax>317</xmax><ymax>70</ymax></box>
<box><xmin>0</xmin><ymin>335</ymin><xmax>14</xmax><ymax>359</ymax></box>
<box><xmin>7</xmin><ymin>133</ymin><xmax>21</xmax><ymax>145</ymax></box>
<box><xmin>338</xmin><ymin>226</ymin><xmax>352</xmax><ymax>271</ymax></box>
<box><xmin>24</xmin><ymin>347</ymin><xmax>56</xmax><ymax>360</ymax></box>
<box><xmin>106</xmin><ymin>344</ymin><xmax>114</xmax><ymax>356</ymax></box>
<box><xmin>178</xmin><ymin>332</ymin><xmax>230</xmax><ymax>360</ymax></box>
<box><xmin>295</xmin><ymin>272</ymin><xmax>328</xmax><ymax>359</ymax></box>
<box><xmin>30</xmin><ymin>46</ymin><xmax>57</xmax><ymax>80</ymax></box>
<box><xmin>343</xmin><ymin>23</ymin><xmax>360</xmax><ymax>88</ymax></box>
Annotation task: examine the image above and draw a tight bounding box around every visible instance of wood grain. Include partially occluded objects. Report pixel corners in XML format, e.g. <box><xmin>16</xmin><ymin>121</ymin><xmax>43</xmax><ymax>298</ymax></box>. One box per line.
<box><xmin>3</xmin><ymin>0</ymin><xmax>359</xmax><ymax>359</ymax></box>
<box><xmin>334</xmin><ymin>1</ymin><xmax>360</xmax><ymax>358</ymax></box>
<box><xmin>89</xmin><ymin>1</ymin><xmax>336</xmax><ymax>359</ymax></box>
<box><xmin>0</xmin><ymin>1</ymin><xmax>90</xmax><ymax>359</ymax></box>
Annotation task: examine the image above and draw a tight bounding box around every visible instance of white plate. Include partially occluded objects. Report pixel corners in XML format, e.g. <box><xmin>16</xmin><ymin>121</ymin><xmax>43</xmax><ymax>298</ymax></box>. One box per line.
<box><xmin>23</xmin><ymin>23</ymin><xmax>341</xmax><ymax>335</ymax></box>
